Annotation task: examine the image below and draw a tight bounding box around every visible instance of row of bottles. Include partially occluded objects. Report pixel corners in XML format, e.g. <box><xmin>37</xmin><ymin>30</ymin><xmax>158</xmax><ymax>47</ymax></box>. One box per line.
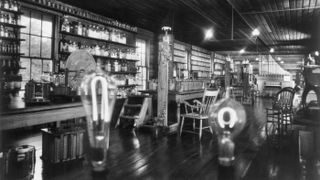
<box><xmin>0</xmin><ymin>59</ymin><xmax>22</xmax><ymax>90</ymax></box>
<box><xmin>61</xmin><ymin>17</ymin><xmax>127</xmax><ymax>44</ymax></box>
<box><xmin>60</xmin><ymin>40</ymin><xmax>139</xmax><ymax>60</ymax></box>
<box><xmin>0</xmin><ymin>12</ymin><xmax>20</xmax><ymax>25</ymax></box>
<box><xmin>0</xmin><ymin>41</ymin><xmax>20</xmax><ymax>53</ymax></box>
<box><xmin>0</xmin><ymin>24</ymin><xmax>17</xmax><ymax>37</ymax></box>
<box><xmin>103</xmin><ymin>60</ymin><xmax>131</xmax><ymax>72</ymax></box>
<box><xmin>0</xmin><ymin>0</ymin><xmax>20</xmax><ymax>11</ymax></box>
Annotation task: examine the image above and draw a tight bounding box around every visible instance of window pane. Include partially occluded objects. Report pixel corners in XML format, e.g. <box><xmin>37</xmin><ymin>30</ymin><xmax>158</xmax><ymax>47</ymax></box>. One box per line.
<box><xmin>31</xmin><ymin>59</ymin><xmax>42</xmax><ymax>82</ymax></box>
<box><xmin>21</xmin><ymin>10</ymin><xmax>30</xmax><ymax>34</ymax></box>
<box><xmin>42</xmin><ymin>60</ymin><xmax>52</xmax><ymax>72</ymax></box>
<box><xmin>20</xmin><ymin>34</ymin><xmax>30</xmax><ymax>56</ymax></box>
<box><xmin>20</xmin><ymin>58</ymin><xmax>31</xmax><ymax>82</ymax></box>
<box><xmin>42</xmin><ymin>15</ymin><xmax>53</xmax><ymax>37</ymax></box>
<box><xmin>41</xmin><ymin>37</ymin><xmax>52</xmax><ymax>58</ymax></box>
<box><xmin>30</xmin><ymin>35</ymin><xmax>41</xmax><ymax>57</ymax></box>
<box><xmin>30</xmin><ymin>11</ymin><xmax>41</xmax><ymax>35</ymax></box>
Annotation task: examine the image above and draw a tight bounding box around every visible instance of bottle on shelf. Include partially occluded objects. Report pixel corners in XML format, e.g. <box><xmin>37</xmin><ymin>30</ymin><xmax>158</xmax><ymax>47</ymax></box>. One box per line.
<box><xmin>61</xmin><ymin>17</ymin><xmax>70</xmax><ymax>33</ymax></box>
<box><xmin>105</xmin><ymin>61</ymin><xmax>111</xmax><ymax>72</ymax></box>
<box><xmin>3</xmin><ymin>0</ymin><xmax>9</xmax><ymax>9</ymax></box>
<box><xmin>77</xmin><ymin>21</ymin><xmax>82</xmax><ymax>35</ymax></box>
<box><xmin>114</xmin><ymin>60</ymin><xmax>119</xmax><ymax>72</ymax></box>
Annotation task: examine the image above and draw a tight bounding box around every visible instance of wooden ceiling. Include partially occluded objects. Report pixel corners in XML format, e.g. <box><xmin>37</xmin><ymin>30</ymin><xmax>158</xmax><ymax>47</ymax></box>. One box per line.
<box><xmin>60</xmin><ymin>0</ymin><xmax>320</xmax><ymax>55</ymax></box>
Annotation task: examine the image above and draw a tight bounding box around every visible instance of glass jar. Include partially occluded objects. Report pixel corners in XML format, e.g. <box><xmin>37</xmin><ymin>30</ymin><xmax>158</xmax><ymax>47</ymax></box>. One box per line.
<box><xmin>62</xmin><ymin>18</ymin><xmax>70</xmax><ymax>32</ymax></box>
<box><xmin>77</xmin><ymin>22</ymin><xmax>82</xmax><ymax>35</ymax></box>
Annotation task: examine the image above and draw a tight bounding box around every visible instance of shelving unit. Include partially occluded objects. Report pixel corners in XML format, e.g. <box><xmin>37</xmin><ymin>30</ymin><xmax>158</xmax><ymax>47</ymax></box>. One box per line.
<box><xmin>57</xmin><ymin>15</ymin><xmax>139</xmax><ymax>98</ymax></box>
<box><xmin>60</xmin><ymin>31</ymin><xmax>136</xmax><ymax>49</ymax></box>
<box><xmin>190</xmin><ymin>45</ymin><xmax>211</xmax><ymax>78</ymax></box>
<box><xmin>213</xmin><ymin>53</ymin><xmax>226</xmax><ymax>76</ymax></box>
<box><xmin>0</xmin><ymin>2</ymin><xmax>24</xmax><ymax>110</ymax></box>
<box><xmin>173</xmin><ymin>42</ymin><xmax>188</xmax><ymax>71</ymax></box>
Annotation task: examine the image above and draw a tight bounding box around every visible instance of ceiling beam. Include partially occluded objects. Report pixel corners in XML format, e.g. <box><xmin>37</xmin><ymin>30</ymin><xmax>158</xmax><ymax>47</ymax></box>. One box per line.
<box><xmin>241</xmin><ymin>6</ymin><xmax>320</xmax><ymax>15</ymax></box>
<box><xmin>225</xmin><ymin>0</ymin><xmax>270</xmax><ymax>50</ymax></box>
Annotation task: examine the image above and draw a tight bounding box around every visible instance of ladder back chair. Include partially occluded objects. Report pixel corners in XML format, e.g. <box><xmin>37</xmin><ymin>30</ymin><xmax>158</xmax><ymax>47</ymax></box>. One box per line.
<box><xmin>180</xmin><ymin>88</ymin><xmax>220</xmax><ymax>139</ymax></box>
<box><xmin>265</xmin><ymin>87</ymin><xmax>295</xmax><ymax>145</ymax></box>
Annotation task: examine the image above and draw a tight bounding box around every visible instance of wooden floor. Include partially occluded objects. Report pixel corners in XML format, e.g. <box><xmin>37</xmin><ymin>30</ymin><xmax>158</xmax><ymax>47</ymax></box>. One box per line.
<box><xmin>1</xmin><ymin>98</ymin><xmax>319</xmax><ymax>180</ymax></box>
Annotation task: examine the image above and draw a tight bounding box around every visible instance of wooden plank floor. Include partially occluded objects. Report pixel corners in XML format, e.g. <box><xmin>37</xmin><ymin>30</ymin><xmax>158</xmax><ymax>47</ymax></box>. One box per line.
<box><xmin>1</xmin><ymin>98</ymin><xmax>292</xmax><ymax>180</ymax></box>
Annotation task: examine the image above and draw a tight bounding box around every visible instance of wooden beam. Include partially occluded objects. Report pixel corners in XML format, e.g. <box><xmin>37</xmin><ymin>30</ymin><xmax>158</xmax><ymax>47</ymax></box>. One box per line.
<box><xmin>240</xmin><ymin>6</ymin><xmax>320</xmax><ymax>14</ymax></box>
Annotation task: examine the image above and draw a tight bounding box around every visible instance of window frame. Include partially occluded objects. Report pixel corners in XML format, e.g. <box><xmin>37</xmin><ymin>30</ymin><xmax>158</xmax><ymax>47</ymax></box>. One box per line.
<box><xmin>18</xmin><ymin>7</ymin><xmax>56</xmax><ymax>88</ymax></box>
<box><xmin>135</xmin><ymin>38</ymin><xmax>149</xmax><ymax>90</ymax></box>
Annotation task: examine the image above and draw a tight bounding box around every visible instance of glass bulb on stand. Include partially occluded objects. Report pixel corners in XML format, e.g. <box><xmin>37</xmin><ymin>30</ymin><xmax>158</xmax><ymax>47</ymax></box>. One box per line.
<box><xmin>208</xmin><ymin>88</ymin><xmax>246</xmax><ymax>166</ymax></box>
<box><xmin>80</xmin><ymin>60</ymin><xmax>117</xmax><ymax>172</ymax></box>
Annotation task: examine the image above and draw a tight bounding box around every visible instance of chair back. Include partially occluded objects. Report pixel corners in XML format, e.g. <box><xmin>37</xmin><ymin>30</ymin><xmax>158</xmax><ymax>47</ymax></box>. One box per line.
<box><xmin>273</xmin><ymin>87</ymin><xmax>295</xmax><ymax>110</ymax></box>
<box><xmin>200</xmin><ymin>88</ymin><xmax>220</xmax><ymax>114</ymax></box>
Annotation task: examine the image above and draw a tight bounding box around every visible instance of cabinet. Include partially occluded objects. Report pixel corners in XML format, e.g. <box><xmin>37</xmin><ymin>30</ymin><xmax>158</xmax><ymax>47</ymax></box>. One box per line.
<box><xmin>0</xmin><ymin>0</ymin><xmax>25</xmax><ymax>108</ymax></box>
<box><xmin>57</xmin><ymin>15</ymin><xmax>140</xmax><ymax>98</ymax></box>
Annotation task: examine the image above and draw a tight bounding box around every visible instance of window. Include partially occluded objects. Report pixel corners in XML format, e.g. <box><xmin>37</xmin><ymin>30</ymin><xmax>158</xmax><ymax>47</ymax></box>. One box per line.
<box><xmin>19</xmin><ymin>8</ymin><xmax>54</xmax><ymax>88</ymax></box>
<box><xmin>136</xmin><ymin>39</ymin><xmax>148</xmax><ymax>90</ymax></box>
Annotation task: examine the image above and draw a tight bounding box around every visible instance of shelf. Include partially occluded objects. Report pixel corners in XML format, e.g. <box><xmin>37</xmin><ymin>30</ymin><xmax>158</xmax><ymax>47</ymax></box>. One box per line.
<box><xmin>24</xmin><ymin>0</ymin><xmax>137</xmax><ymax>33</ymax></box>
<box><xmin>0</xmin><ymin>22</ymin><xmax>26</xmax><ymax>28</ymax></box>
<box><xmin>0</xmin><ymin>52</ymin><xmax>24</xmax><ymax>56</ymax></box>
<box><xmin>191</xmin><ymin>48</ymin><xmax>210</xmax><ymax>56</ymax></box>
<box><xmin>60</xmin><ymin>31</ymin><xmax>136</xmax><ymax>48</ymax></box>
<box><xmin>173</xmin><ymin>61</ymin><xmax>186</xmax><ymax>64</ymax></box>
<box><xmin>0</xmin><ymin>8</ymin><xmax>23</xmax><ymax>15</ymax></box>
<box><xmin>108</xmin><ymin>71</ymin><xmax>138</xmax><ymax>74</ymax></box>
<box><xmin>0</xmin><ymin>36</ymin><xmax>24</xmax><ymax>41</ymax></box>
<box><xmin>191</xmin><ymin>54</ymin><xmax>211</xmax><ymax>60</ymax></box>
<box><xmin>173</xmin><ymin>48</ymin><xmax>187</xmax><ymax>52</ymax></box>
<box><xmin>173</xmin><ymin>54</ymin><xmax>186</xmax><ymax>58</ymax></box>
<box><xmin>191</xmin><ymin>69</ymin><xmax>211</xmax><ymax>72</ymax></box>
<box><xmin>191</xmin><ymin>64</ymin><xmax>210</xmax><ymax>68</ymax></box>
<box><xmin>117</xmin><ymin>84</ymin><xmax>139</xmax><ymax>88</ymax></box>
<box><xmin>59</xmin><ymin>51</ymin><xmax>139</xmax><ymax>62</ymax></box>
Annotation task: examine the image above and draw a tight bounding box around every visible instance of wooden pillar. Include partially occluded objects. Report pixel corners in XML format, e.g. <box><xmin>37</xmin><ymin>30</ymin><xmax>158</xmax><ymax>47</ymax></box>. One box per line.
<box><xmin>157</xmin><ymin>27</ymin><xmax>173</xmax><ymax>126</ymax></box>
<box><xmin>225</xmin><ymin>61</ymin><xmax>231</xmax><ymax>88</ymax></box>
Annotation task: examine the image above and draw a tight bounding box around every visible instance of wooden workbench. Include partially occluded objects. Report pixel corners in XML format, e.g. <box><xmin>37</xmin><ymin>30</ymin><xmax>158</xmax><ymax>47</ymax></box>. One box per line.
<box><xmin>0</xmin><ymin>102</ymin><xmax>86</xmax><ymax>130</ymax></box>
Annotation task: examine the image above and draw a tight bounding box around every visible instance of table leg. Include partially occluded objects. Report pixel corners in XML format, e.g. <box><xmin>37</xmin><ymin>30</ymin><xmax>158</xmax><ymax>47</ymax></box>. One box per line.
<box><xmin>177</xmin><ymin>102</ymin><xmax>181</xmax><ymax>125</ymax></box>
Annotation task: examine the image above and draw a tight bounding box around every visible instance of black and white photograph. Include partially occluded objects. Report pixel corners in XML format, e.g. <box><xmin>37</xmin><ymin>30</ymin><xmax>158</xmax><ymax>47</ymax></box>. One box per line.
<box><xmin>0</xmin><ymin>0</ymin><xmax>320</xmax><ymax>179</ymax></box>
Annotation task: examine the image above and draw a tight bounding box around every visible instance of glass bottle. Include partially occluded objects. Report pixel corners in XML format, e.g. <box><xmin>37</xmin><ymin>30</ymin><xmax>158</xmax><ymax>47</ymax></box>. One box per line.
<box><xmin>4</xmin><ymin>0</ymin><xmax>9</xmax><ymax>9</ymax></box>
<box><xmin>114</xmin><ymin>61</ymin><xmax>119</xmax><ymax>72</ymax></box>
<box><xmin>0</xmin><ymin>25</ymin><xmax>4</xmax><ymax>37</ymax></box>
<box><xmin>0</xmin><ymin>13</ymin><xmax>4</xmax><ymax>23</ymax></box>
<box><xmin>62</xmin><ymin>18</ymin><xmax>70</xmax><ymax>32</ymax></box>
<box><xmin>77</xmin><ymin>22</ymin><xmax>82</xmax><ymax>35</ymax></box>
<box><xmin>12</xmin><ymin>1</ymin><xmax>18</xmax><ymax>11</ymax></box>
<box><xmin>82</xmin><ymin>24</ymin><xmax>87</xmax><ymax>37</ymax></box>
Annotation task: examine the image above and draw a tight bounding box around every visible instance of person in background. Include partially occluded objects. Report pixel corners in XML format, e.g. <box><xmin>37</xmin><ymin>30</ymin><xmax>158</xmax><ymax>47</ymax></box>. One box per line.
<box><xmin>293</xmin><ymin>85</ymin><xmax>302</xmax><ymax>112</ymax></box>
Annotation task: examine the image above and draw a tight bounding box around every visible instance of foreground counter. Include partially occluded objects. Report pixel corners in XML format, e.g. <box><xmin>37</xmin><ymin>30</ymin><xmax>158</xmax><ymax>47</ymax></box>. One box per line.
<box><xmin>0</xmin><ymin>103</ymin><xmax>86</xmax><ymax>130</ymax></box>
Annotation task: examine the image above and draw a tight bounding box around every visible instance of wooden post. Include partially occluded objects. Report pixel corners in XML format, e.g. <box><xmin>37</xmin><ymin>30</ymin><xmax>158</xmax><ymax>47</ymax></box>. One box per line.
<box><xmin>225</xmin><ymin>61</ymin><xmax>231</xmax><ymax>88</ymax></box>
<box><xmin>157</xmin><ymin>27</ymin><xmax>173</xmax><ymax>127</ymax></box>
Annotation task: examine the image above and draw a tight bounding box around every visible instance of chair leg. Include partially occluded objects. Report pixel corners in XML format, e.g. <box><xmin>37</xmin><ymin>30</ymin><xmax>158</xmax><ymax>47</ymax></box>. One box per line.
<box><xmin>209</xmin><ymin>126</ymin><xmax>213</xmax><ymax>134</ymax></box>
<box><xmin>193</xmin><ymin>119</ymin><xmax>195</xmax><ymax>131</ymax></box>
<box><xmin>180</xmin><ymin>117</ymin><xmax>185</xmax><ymax>136</ymax></box>
<box><xmin>199</xmin><ymin>119</ymin><xmax>203</xmax><ymax>140</ymax></box>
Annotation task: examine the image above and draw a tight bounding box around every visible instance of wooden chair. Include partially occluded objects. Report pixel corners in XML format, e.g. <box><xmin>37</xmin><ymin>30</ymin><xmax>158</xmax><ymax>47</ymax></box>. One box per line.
<box><xmin>265</xmin><ymin>87</ymin><xmax>295</xmax><ymax>144</ymax></box>
<box><xmin>180</xmin><ymin>88</ymin><xmax>220</xmax><ymax>139</ymax></box>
